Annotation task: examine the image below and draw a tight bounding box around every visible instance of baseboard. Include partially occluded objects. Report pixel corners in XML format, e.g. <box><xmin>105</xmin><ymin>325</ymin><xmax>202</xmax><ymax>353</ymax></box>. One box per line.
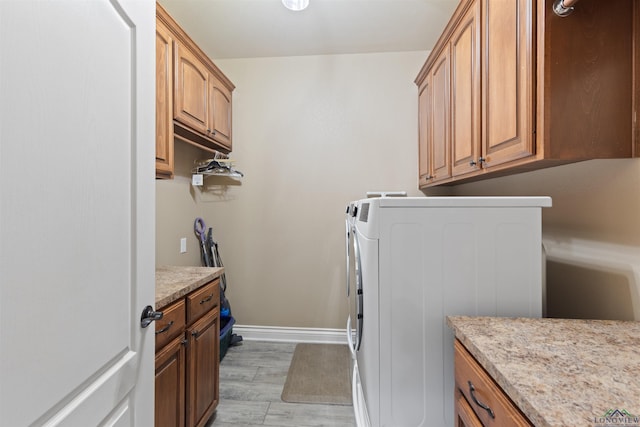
<box><xmin>233</xmin><ymin>324</ymin><xmax>349</xmax><ymax>344</ymax></box>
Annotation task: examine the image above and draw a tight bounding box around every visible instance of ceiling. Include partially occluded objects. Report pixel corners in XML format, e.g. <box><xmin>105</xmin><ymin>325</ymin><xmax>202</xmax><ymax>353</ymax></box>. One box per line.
<box><xmin>157</xmin><ymin>0</ymin><xmax>460</xmax><ymax>60</ymax></box>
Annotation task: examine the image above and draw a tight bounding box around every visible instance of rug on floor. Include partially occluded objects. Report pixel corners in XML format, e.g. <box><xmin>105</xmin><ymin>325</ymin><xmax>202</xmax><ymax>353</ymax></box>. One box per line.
<box><xmin>281</xmin><ymin>343</ymin><xmax>352</xmax><ymax>406</ymax></box>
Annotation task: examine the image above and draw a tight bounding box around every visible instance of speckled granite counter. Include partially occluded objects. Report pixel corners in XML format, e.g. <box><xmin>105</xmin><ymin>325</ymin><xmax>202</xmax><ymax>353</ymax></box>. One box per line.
<box><xmin>448</xmin><ymin>316</ymin><xmax>640</xmax><ymax>427</ymax></box>
<box><xmin>156</xmin><ymin>265</ymin><xmax>224</xmax><ymax>308</ymax></box>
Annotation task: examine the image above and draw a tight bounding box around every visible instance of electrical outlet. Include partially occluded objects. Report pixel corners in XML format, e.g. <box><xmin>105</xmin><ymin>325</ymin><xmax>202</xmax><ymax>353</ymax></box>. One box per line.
<box><xmin>180</xmin><ymin>238</ymin><xmax>187</xmax><ymax>253</ymax></box>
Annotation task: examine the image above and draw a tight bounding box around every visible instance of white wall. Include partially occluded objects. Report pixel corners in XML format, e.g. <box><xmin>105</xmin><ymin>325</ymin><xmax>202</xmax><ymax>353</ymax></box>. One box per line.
<box><xmin>446</xmin><ymin>159</ymin><xmax>640</xmax><ymax>320</ymax></box>
<box><xmin>156</xmin><ymin>142</ymin><xmax>207</xmax><ymax>267</ymax></box>
<box><xmin>156</xmin><ymin>49</ymin><xmax>640</xmax><ymax>327</ymax></box>
<box><xmin>157</xmin><ymin>51</ymin><xmax>427</xmax><ymax>328</ymax></box>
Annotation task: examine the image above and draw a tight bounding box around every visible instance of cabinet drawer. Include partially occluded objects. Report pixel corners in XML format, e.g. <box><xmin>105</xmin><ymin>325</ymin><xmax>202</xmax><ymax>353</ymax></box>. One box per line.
<box><xmin>456</xmin><ymin>389</ymin><xmax>483</xmax><ymax>427</ymax></box>
<box><xmin>454</xmin><ymin>340</ymin><xmax>532</xmax><ymax>426</ymax></box>
<box><xmin>156</xmin><ymin>299</ymin><xmax>186</xmax><ymax>351</ymax></box>
<box><xmin>187</xmin><ymin>279</ymin><xmax>219</xmax><ymax>324</ymax></box>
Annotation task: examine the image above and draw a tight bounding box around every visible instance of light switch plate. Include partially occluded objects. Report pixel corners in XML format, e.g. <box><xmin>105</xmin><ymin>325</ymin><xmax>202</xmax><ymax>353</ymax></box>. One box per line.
<box><xmin>192</xmin><ymin>174</ymin><xmax>203</xmax><ymax>186</ymax></box>
<box><xmin>180</xmin><ymin>238</ymin><xmax>187</xmax><ymax>253</ymax></box>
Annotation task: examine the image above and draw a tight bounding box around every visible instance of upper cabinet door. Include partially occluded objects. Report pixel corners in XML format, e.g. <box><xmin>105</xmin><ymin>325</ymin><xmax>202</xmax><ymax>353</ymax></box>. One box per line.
<box><xmin>208</xmin><ymin>76</ymin><xmax>232</xmax><ymax>150</ymax></box>
<box><xmin>156</xmin><ymin>19</ymin><xmax>174</xmax><ymax>178</ymax></box>
<box><xmin>418</xmin><ymin>78</ymin><xmax>432</xmax><ymax>187</ymax></box>
<box><xmin>451</xmin><ymin>0</ymin><xmax>481</xmax><ymax>178</ymax></box>
<box><xmin>174</xmin><ymin>42</ymin><xmax>209</xmax><ymax>135</ymax></box>
<box><xmin>481</xmin><ymin>0</ymin><xmax>534</xmax><ymax>167</ymax></box>
<box><xmin>430</xmin><ymin>46</ymin><xmax>452</xmax><ymax>183</ymax></box>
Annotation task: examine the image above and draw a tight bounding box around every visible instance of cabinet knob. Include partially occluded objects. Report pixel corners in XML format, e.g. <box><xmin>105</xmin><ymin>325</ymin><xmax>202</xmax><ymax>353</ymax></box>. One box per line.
<box><xmin>469</xmin><ymin>160</ymin><xmax>477</xmax><ymax>166</ymax></box>
<box><xmin>479</xmin><ymin>157</ymin><xmax>487</xmax><ymax>164</ymax></box>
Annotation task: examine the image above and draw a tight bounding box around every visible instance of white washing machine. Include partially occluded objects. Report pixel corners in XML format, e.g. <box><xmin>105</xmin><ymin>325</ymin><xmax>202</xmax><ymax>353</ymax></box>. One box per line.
<box><xmin>345</xmin><ymin>196</ymin><xmax>551</xmax><ymax>427</ymax></box>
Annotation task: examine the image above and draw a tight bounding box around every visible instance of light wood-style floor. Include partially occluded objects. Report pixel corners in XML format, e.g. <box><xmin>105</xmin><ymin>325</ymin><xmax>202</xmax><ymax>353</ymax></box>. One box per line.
<box><xmin>206</xmin><ymin>340</ymin><xmax>356</xmax><ymax>427</ymax></box>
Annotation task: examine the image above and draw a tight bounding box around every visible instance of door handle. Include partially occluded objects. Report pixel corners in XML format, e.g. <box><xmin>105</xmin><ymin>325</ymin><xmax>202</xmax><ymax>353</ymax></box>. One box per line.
<box><xmin>140</xmin><ymin>305</ymin><xmax>163</xmax><ymax>328</ymax></box>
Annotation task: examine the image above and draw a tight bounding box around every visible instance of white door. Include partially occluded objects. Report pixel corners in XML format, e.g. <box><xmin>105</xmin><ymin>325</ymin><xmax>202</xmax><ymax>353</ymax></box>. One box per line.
<box><xmin>0</xmin><ymin>1</ymin><xmax>156</xmax><ymax>426</ymax></box>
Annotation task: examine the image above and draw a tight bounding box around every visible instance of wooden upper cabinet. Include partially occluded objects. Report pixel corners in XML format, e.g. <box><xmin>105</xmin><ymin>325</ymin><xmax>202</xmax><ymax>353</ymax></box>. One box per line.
<box><xmin>172</xmin><ymin>38</ymin><xmax>234</xmax><ymax>153</ymax></box>
<box><xmin>156</xmin><ymin>19</ymin><xmax>174</xmax><ymax>179</ymax></box>
<box><xmin>155</xmin><ymin>2</ymin><xmax>235</xmax><ymax>179</ymax></box>
<box><xmin>208</xmin><ymin>76</ymin><xmax>232</xmax><ymax>150</ymax></box>
<box><xmin>431</xmin><ymin>47</ymin><xmax>452</xmax><ymax>183</ymax></box>
<box><xmin>481</xmin><ymin>0</ymin><xmax>534</xmax><ymax>168</ymax></box>
<box><xmin>174</xmin><ymin>43</ymin><xmax>209</xmax><ymax>135</ymax></box>
<box><xmin>451</xmin><ymin>0</ymin><xmax>480</xmax><ymax>178</ymax></box>
<box><xmin>415</xmin><ymin>0</ymin><xmax>636</xmax><ymax>188</ymax></box>
<box><xmin>417</xmin><ymin>79</ymin><xmax>432</xmax><ymax>187</ymax></box>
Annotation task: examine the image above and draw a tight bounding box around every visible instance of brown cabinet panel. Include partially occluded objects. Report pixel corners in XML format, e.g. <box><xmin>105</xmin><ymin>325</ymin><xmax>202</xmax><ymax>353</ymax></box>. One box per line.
<box><xmin>451</xmin><ymin>0</ymin><xmax>481</xmax><ymax>177</ymax></box>
<box><xmin>481</xmin><ymin>0</ymin><xmax>534</xmax><ymax>167</ymax></box>
<box><xmin>455</xmin><ymin>390</ymin><xmax>483</xmax><ymax>427</ymax></box>
<box><xmin>187</xmin><ymin>307</ymin><xmax>220</xmax><ymax>427</ymax></box>
<box><xmin>541</xmin><ymin>0</ymin><xmax>633</xmax><ymax>159</ymax></box>
<box><xmin>187</xmin><ymin>279</ymin><xmax>219</xmax><ymax>324</ymax></box>
<box><xmin>155</xmin><ymin>299</ymin><xmax>186</xmax><ymax>351</ymax></box>
<box><xmin>208</xmin><ymin>77</ymin><xmax>232</xmax><ymax>150</ymax></box>
<box><xmin>418</xmin><ymin>79</ymin><xmax>432</xmax><ymax>186</ymax></box>
<box><xmin>155</xmin><ymin>336</ymin><xmax>186</xmax><ymax>427</ymax></box>
<box><xmin>431</xmin><ymin>47</ymin><xmax>452</xmax><ymax>183</ymax></box>
<box><xmin>454</xmin><ymin>340</ymin><xmax>532</xmax><ymax>426</ymax></box>
<box><xmin>156</xmin><ymin>19</ymin><xmax>174</xmax><ymax>179</ymax></box>
<box><xmin>174</xmin><ymin>43</ymin><xmax>209</xmax><ymax>134</ymax></box>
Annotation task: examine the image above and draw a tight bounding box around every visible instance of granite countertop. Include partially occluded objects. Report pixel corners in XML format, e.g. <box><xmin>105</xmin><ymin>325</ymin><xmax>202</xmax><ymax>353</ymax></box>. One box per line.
<box><xmin>447</xmin><ymin>316</ymin><xmax>640</xmax><ymax>427</ymax></box>
<box><xmin>156</xmin><ymin>265</ymin><xmax>224</xmax><ymax>308</ymax></box>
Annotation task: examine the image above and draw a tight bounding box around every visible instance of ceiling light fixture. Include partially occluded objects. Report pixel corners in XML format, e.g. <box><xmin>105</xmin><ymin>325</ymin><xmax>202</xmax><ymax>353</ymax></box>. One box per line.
<box><xmin>282</xmin><ymin>0</ymin><xmax>309</xmax><ymax>11</ymax></box>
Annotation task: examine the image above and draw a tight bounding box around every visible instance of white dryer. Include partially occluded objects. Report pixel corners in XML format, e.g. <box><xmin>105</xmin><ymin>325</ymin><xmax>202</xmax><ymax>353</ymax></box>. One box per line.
<box><xmin>345</xmin><ymin>196</ymin><xmax>551</xmax><ymax>427</ymax></box>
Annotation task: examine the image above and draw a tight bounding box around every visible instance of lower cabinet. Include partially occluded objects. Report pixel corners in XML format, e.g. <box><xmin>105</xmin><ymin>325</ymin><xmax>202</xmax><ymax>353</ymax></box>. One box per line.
<box><xmin>187</xmin><ymin>309</ymin><xmax>220</xmax><ymax>427</ymax></box>
<box><xmin>156</xmin><ymin>336</ymin><xmax>186</xmax><ymax>427</ymax></box>
<box><xmin>454</xmin><ymin>340</ymin><xmax>531</xmax><ymax>426</ymax></box>
<box><xmin>155</xmin><ymin>279</ymin><xmax>220</xmax><ymax>427</ymax></box>
<box><xmin>455</xmin><ymin>392</ymin><xmax>483</xmax><ymax>427</ymax></box>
